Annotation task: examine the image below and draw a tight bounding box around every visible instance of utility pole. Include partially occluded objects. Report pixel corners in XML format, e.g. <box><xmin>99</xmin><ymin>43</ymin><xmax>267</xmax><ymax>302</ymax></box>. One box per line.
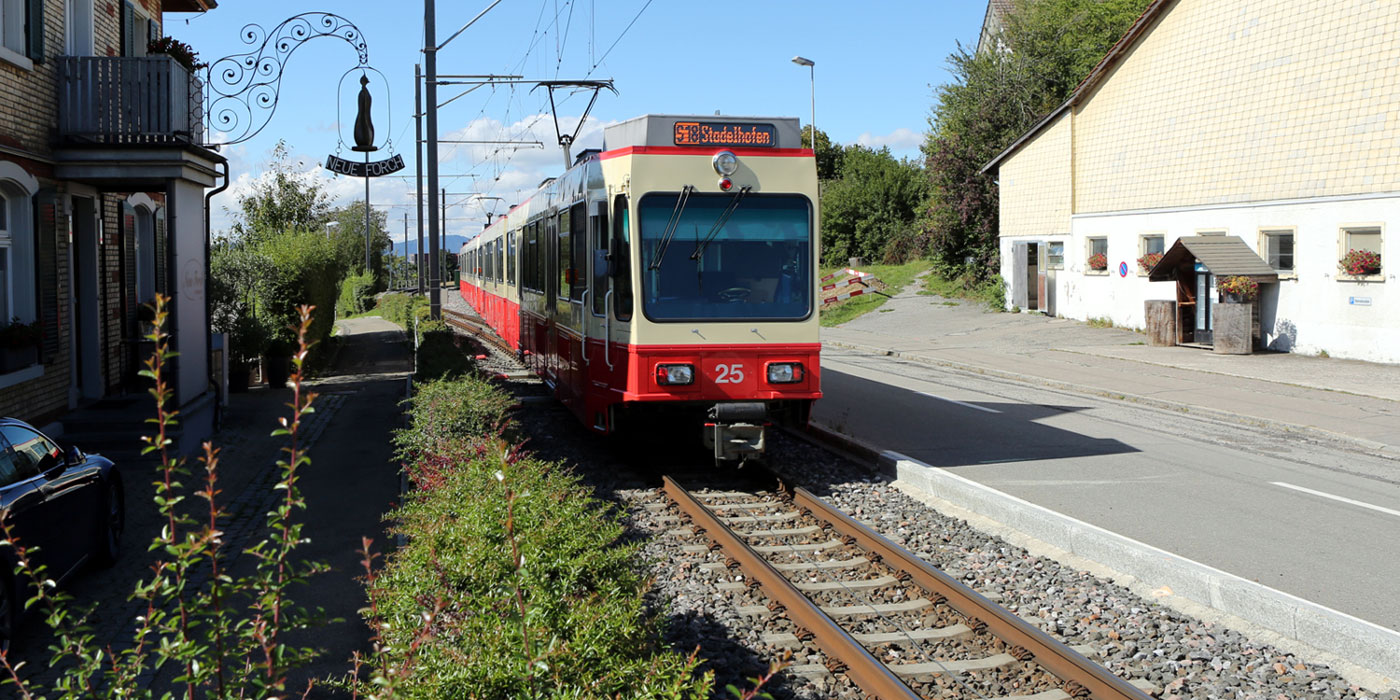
<box><xmin>402</xmin><ymin>211</ymin><xmax>409</xmax><ymax>291</ymax></box>
<box><xmin>415</xmin><ymin>62</ymin><xmax>425</xmax><ymax>295</ymax></box>
<box><xmin>441</xmin><ymin>187</ymin><xmax>448</xmax><ymax>283</ymax></box>
<box><xmin>425</xmin><ymin>0</ymin><xmax>441</xmax><ymax>318</ymax></box>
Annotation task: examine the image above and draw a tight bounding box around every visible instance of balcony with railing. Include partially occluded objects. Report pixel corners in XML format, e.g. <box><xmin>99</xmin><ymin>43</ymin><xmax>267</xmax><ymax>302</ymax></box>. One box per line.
<box><xmin>56</xmin><ymin>56</ymin><xmax>206</xmax><ymax>147</ymax></box>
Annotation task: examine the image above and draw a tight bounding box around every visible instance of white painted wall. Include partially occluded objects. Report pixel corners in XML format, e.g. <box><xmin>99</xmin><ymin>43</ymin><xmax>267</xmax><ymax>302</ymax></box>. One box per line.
<box><xmin>1001</xmin><ymin>192</ymin><xmax>1400</xmax><ymax>363</ymax></box>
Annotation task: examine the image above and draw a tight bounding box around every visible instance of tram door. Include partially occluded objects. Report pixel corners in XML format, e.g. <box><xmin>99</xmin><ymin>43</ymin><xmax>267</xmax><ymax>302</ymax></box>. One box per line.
<box><xmin>545</xmin><ymin>214</ymin><xmax>559</xmax><ymax>383</ymax></box>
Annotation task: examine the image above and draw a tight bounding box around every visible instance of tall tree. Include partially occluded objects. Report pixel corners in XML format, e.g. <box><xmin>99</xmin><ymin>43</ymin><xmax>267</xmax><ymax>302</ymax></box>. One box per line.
<box><xmin>920</xmin><ymin>0</ymin><xmax>1151</xmax><ymax>278</ymax></box>
<box><xmin>801</xmin><ymin>125</ymin><xmax>844</xmax><ymax>182</ymax></box>
<box><xmin>229</xmin><ymin>140</ymin><xmax>333</xmax><ymax>244</ymax></box>
<box><xmin>325</xmin><ymin>201</ymin><xmax>392</xmax><ymax>289</ymax></box>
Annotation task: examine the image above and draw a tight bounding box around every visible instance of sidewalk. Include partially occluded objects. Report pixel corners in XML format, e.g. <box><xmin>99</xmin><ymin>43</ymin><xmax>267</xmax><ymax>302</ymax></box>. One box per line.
<box><xmin>820</xmin><ymin>278</ymin><xmax>1400</xmax><ymax>456</ymax></box>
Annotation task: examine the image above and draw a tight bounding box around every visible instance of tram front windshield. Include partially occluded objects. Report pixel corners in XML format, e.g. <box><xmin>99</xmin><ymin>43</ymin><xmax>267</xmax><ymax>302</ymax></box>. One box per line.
<box><xmin>639</xmin><ymin>193</ymin><xmax>812</xmax><ymax>321</ymax></box>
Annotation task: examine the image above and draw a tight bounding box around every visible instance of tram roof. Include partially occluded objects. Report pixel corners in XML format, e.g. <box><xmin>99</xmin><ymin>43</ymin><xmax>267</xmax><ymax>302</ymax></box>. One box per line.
<box><xmin>604</xmin><ymin>114</ymin><xmax>803</xmax><ymax>150</ymax></box>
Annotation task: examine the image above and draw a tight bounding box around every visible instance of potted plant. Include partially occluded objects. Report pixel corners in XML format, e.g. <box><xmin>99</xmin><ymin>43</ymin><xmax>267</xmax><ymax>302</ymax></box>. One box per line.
<box><xmin>0</xmin><ymin>318</ymin><xmax>40</xmax><ymax>373</ymax></box>
<box><xmin>1087</xmin><ymin>252</ymin><xmax>1108</xmax><ymax>271</ymax></box>
<box><xmin>1339</xmin><ymin>249</ymin><xmax>1381</xmax><ymax>277</ymax></box>
<box><xmin>1137</xmin><ymin>252</ymin><xmax>1164</xmax><ymax>274</ymax></box>
<box><xmin>146</xmin><ymin>36</ymin><xmax>207</xmax><ymax>73</ymax></box>
<box><xmin>1217</xmin><ymin>275</ymin><xmax>1259</xmax><ymax>303</ymax></box>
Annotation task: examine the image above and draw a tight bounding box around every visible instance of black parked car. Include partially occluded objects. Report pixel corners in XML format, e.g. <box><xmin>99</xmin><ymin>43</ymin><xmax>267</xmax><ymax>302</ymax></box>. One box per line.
<box><xmin>0</xmin><ymin>418</ymin><xmax>124</xmax><ymax>650</ymax></box>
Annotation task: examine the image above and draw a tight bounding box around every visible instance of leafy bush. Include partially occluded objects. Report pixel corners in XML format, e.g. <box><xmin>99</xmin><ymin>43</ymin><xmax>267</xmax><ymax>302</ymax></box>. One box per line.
<box><xmin>414</xmin><ymin>326</ymin><xmax>476</xmax><ymax>382</ymax></box>
<box><xmin>338</xmin><ymin>271</ymin><xmax>376</xmax><ymax>317</ymax></box>
<box><xmin>375</xmin><ymin>292</ymin><xmax>429</xmax><ymax>331</ymax></box>
<box><xmin>256</xmin><ymin>231</ymin><xmax>341</xmax><ymax>352</ymax></box>
<box><xmin>358</xmin><ymin>377</ymin><xmax>712</xmax><ymax>697</ymax></box>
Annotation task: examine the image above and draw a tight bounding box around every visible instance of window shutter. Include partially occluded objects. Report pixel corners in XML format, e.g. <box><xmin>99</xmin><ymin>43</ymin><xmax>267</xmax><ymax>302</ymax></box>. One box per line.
<box><xmin>32</xmin><ymin>191</ymin><xmax>61</xmax><ymax>363</ymax></box>
<box><xmin>25</xmin><ymin>0</ymin><xmax>45</xmax><ymax>62</ymax></box>
<box><xmin>121</xmin><ymin>1</ymin><xmax>136</xmax><ymax>57</ymax></box>
<box><xmin>148</xmin><ymin>18</ymin><xmax>159</xmax><ymax>46</ymax></box>
<box><xmin>153</xmin><ymin>206</ymin><xmax>166</xmax><ymax>296</ymax></box>
<box><xmin>121</xmin><ymin>202</ymin><xmax>136</xmax><ymax>333</ymax></box>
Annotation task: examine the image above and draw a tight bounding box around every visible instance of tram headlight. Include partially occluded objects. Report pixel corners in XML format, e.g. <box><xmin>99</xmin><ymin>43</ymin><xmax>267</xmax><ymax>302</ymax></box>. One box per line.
<box><xmin>656</xmin><ymin>363</ymin><xmax>695</xmax><ymax>386</ymax></box>
<box><xmin>766</xmin><ymin>362</ymin><xmax>804</xmax><ymax>384</ymax></box>
<box><xmin>712</xmin><ymin>150</ymin><xmax>739</xmax><ymax>176</ymax></box>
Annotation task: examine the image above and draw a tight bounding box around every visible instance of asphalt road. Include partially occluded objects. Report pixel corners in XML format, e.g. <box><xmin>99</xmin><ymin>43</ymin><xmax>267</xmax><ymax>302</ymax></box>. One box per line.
<box><xmin>812</xmin><ymin>345</ymin><xmax>1400</xmax><ymax>632</ymax></box>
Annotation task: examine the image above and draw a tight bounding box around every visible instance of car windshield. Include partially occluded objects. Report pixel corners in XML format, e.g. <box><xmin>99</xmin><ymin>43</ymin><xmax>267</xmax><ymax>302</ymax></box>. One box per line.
<box><xmin>639</xmin><ymin>193</ymin><xmax>812</xmax><ymax>321</ymax></box>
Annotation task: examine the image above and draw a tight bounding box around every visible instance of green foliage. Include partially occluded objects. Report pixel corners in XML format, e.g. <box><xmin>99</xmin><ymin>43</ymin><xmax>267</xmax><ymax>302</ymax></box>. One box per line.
<box><xmin>921</xmin><ymin>0</ymin><xmax>1151</xmax><ymax>279</ymax></box>
<box><xmin>375</xmin><ymin>292</ymin><xmax>429</xmax><ymax>332</ymax></box>
<box><xmin>922</xmin><ymin>269</ymin><xmax>1007</xmax><ymax>311</ymax></box>
<box><xmin>414</xmin><ymin>326</ymin><xmax>476</xmax><ymax>382</ymax></box>
<box><xmin>359</xmin><ymin>377</ymin><xmax>712</xmax><ymax>698</ymax></box>
<box><xmin>1</xmin><ymin>298</ymin><xmax>328</xmax><ymax>698</ymax></box>
<box><xmin>211</xmin><ymin>240</ymin><xmax>276</xmax><ymax>364</ymax></box>
<box><xmin>228</xmin><ymin>140</ymin><xmax>332</xmax><ymax>245</ymax></box>
<box><xmin>256</xmin><ymin>230</ymin><xmax>341</xmax><ymax>353</ymax></box>
<box><xmin>820</xmin><ymin>145</ymin><xmax>928</xmax><ymax>265</ymax></box>
<box><xmin>325</xmin><ymin>201</ymin><xmax>393</xmax><ymax>289</ymax></box>
<box><xmin>800</xmin><ymin>125</ymin><xmax>843</xmax><ymax>181</ymax></box>
<box><xmin>338</xmin><ymin>271</ymin><xmax>376</xmax><ymax>318</ymax></box>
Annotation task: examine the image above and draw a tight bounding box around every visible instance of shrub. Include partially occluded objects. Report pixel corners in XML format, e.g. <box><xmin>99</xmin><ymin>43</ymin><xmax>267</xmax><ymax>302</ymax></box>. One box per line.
<box><xmin>358</xmin><ymin>376</ymin><xmax>712</xmax><ymax>697</ymax></box>
<box><xmin>256</xmin><ymin>231</ymin><xmax>341</xmax><ymax>352</ymax></box>
<box><xmin>337</xmin><ymin>271</ymin><xmax>376</xmax><ymax>317</ymax></box>
<box><xmin>414</xmin><ymin>326</ymin><xmax>475</xmax><ymax>382</ymax></box>
<box><xmin>375</xmin><ymin>292</ymin><xmax>429</xmax><ymax>331</ymax></box>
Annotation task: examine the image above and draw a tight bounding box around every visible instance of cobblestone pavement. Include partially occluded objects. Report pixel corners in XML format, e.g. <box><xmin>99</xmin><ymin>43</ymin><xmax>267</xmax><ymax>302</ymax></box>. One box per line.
<box><xmin>6</xmin><ymin>317</ymin><xmax>410</xmax><ymax>695</ymax></box>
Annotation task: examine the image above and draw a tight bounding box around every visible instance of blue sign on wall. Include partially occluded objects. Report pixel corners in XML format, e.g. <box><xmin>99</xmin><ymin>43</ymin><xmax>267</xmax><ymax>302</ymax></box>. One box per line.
<box><xmin>1118</xmin><ymin>261</ymin><xmax>1129</xmax><ymax>277</ymax></box>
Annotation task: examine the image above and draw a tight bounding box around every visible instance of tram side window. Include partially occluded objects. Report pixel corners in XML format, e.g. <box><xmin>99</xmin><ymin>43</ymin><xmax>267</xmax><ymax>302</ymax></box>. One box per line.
<box><xmin>507</xmin><ymin>232</ymin><xmax>517</xmax><ymax>286</ymax></box>
<box><xmin>612</xmin><ymin>194</ymin><xmax>632</xmax><ymax>321</ymax></box>
<box><xmin>591</xmin><ymin>206</ymin><xmax>608</xmax><ymax>316</ymax></box>
<box><xmin>570</xmin><ymin>202</ymin><xmax>586</xmax><ymax>301</ymax></box>
<box><xmin>524</xmin><ymin>224</ymin><xmax>535</xmax><ymax>290</ymax></box>
<box><xmin>544</xmin><ymin>216</ymin><xmax>556</xmax><ymax>298</ymax></box>
<box><xmin>557</xmin><ymin>209</ymin><xmax>571</xmax><ymax>301</ymax></box>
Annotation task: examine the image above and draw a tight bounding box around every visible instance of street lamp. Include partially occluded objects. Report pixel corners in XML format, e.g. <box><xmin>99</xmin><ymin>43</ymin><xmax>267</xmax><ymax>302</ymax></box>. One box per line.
<box><xmin>791</xmin><ymin>56</ymin><xmax>815</xmax><ymax>150</ymax></box>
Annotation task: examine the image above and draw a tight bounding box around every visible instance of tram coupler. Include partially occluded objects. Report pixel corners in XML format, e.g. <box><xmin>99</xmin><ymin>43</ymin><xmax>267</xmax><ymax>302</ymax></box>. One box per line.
<box><xmin>703</xmin><ymin>402</ymin><xmax>768</xmax><ymax>464</ymax></box>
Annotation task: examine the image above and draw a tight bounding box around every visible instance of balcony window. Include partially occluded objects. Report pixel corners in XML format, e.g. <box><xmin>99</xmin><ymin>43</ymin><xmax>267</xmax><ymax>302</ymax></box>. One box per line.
<box><xmin>0</xmin><ymin>182</ymin><xmax>35</xmax><ymax>326</ymax></box>
<box><xmin>0</xmin><ymin>0</ymin><xmax>29</xmax><ymax>64</ymax></box>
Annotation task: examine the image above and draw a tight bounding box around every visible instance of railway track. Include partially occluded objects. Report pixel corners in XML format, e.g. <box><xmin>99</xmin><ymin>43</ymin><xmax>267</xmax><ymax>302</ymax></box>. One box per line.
<box><xmin>441</xmin><ymin>307</ymin><xmax>516</xmax><ymax>357</ymax></box>
<box><xmin>663</xmin><ymin>475</ymin><xmax>1155</xmax><ymax>700</ymax></box>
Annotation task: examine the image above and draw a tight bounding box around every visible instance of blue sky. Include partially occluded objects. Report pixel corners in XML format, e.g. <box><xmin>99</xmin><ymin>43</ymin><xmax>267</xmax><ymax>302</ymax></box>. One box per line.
<box><xmin>171</xmin><ymin>1</ymin><xmax>986</xmax><ymax>240</ymax></box>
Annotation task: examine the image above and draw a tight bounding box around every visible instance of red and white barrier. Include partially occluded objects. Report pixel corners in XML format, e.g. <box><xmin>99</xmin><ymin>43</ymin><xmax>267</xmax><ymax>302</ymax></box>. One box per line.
<box><xmin>820</xmin><ymin>267</ymin><xmax>871</xmax><ymax>283</ymax></box>
<box><xmin>822</xmin><ymin>287</ymin><xmax>873</xmax><ymax>305</ymax></box>
<box><xmin>821</xmin><ymin>274</ymin><xmax>878</xmax><ymax>293</ymax></box>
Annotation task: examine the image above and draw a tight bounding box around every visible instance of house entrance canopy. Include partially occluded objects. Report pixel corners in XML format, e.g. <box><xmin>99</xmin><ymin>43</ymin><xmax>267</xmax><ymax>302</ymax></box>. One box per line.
<box><xmin>1147</xmin><ymin>236</ymin><xmax>1279</xmax><ymax>282</ymax></box>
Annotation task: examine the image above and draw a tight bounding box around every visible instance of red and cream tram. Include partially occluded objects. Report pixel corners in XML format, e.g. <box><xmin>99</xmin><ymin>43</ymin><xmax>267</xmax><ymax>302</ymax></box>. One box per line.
<box><xmin>460</xmin><ymin>114</ymin><xmax>820</xmax><ymax>463</ymax></box>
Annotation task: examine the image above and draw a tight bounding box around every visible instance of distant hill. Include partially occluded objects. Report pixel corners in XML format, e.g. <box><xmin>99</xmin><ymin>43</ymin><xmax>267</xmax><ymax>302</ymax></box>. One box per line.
<box><xmin>390</xmin><ymin>235</ymin><xmax>472</xmax><ymax>256</ymax></box>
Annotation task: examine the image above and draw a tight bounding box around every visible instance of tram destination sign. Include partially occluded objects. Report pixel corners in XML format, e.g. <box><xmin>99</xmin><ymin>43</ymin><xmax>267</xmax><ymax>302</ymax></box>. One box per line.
<box><xmin>324</xmin><ymin>153</ymin><xmax>406</xmax><ymax>178</ymax></box>
<box><xmin>674</xmin><ymin>121</ymin><xmax>777</xmax><ymax>148</ymax></box>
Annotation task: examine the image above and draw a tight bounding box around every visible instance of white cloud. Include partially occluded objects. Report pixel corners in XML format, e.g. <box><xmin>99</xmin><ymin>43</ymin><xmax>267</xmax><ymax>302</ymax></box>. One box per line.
<box><xmin>856</xmin><ymin>127</ymin><xmax>924</xmax><ymax>152</ymax></box>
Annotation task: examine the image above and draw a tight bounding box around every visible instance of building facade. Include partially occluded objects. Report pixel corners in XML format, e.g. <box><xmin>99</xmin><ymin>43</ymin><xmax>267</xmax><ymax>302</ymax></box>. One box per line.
<box><xmin>0</xmin><ymin>0</ymin><xmax>222</xmax><ymax>447</ymax></box>
<box><xmin>986</xmin><ymin>0</ymin><xmax>1399</xmax><ymax>363</ymax></box>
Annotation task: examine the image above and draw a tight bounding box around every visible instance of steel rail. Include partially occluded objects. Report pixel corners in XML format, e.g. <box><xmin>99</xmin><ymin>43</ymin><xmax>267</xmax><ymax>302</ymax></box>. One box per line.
<box><xmin>442</xmin><ymin>308</ymin><xmax>515</xmax><ymax>355</ymax></box>
<box><xmin>662</xmin><ymin>477</ymin><xmax>921</xmax><ymax>700</ymax></box>
<box><xmin>790</xmin><ymin>485</ymin><xmax>1153</xmax><ymax>700</ymax></box>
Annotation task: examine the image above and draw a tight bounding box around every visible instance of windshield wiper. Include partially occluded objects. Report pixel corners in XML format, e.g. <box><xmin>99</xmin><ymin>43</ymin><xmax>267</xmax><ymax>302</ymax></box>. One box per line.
<box><xmin>649</xmin><ymin>185</ymin><xmax>694</xmax><ymax>270</ymax></box>
<box><xmin>689</xmin><ymin>186</ymin><xmax>750</xmax><ymax>261</ymax></box>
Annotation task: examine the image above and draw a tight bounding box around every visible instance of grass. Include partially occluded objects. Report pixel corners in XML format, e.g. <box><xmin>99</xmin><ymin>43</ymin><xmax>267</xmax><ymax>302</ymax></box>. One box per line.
<box><xmin>1087</xmin><ymin>316</ymin><xmax>1115</xmax><ymax>329</ymax></box>
<box><xmin>818</xmin><ymin>260</ymin><xmax>931</xmax><ymax>327</ymax></box>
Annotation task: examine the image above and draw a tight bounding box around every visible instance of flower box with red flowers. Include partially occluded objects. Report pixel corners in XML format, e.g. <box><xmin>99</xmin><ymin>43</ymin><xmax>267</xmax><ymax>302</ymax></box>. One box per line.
<box><xmin>1339</xmin><ymin>249</ymin><xmax>1381</xmax><ymax>277</ymax></box>
<box><xmin>1087</xmin><ymin>252</ymin><xmax>1108</xmax><ymax>271</ymax></box>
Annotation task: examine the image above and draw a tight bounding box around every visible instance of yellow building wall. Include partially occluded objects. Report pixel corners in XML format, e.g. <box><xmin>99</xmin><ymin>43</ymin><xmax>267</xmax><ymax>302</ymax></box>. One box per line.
<box><xmin>999</xmin><ymin>111</ymin><xmax>1073</xmax><ymax>237</ymax></box>
<box><xmin>1073</xmin><ymin>0</ymin><xmax>1400</xmax><ymax>213</ymax></box>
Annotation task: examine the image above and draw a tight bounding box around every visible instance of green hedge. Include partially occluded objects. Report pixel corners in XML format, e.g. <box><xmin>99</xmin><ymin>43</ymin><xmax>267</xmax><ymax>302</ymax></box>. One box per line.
<box><xmin>364</xmin><ymin>377</ymin><xmax>712</xmax><ymax>698</ymax></box>
<box><xmin>337</xmin><ymin>271</ymin><xmax>376</xmax><ymax>317</ymax></box>
<box><xmin>255</xmin><ymin>230</ymin><xmax>341</xmax><ymax>351</ymax></box>
<box><xmin>376</xmin><ymin>292</ymin><xmax>429</xmax><ymax>331</ymax></box>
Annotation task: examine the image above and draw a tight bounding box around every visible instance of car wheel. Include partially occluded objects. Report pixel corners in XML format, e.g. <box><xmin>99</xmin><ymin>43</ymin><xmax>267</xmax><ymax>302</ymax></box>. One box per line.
<box><xmin>95</xmin><ymin>479</ymin><xmax>124</xmax><ymax>567</ymax></box>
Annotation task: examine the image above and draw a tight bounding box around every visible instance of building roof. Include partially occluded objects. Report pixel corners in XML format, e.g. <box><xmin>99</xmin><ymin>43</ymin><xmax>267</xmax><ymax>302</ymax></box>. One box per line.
<box><xmin>980</xmin><ymin>0</ymin><xmax>1175</xmax><ymax>174</ymax></box>
<box><xmin>1148</xmin><ymin>236</ymin><xmax>1278</xmax><ymax>282</ymax></box>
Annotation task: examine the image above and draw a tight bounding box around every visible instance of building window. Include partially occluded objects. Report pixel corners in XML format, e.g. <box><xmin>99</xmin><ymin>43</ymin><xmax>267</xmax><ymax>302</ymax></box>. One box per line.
<box><xmin>66</xmin><ymin>0</ymin><xmax>94</xmax><ymax>57</ymax></box>
<box><xmin>1046</xmin><ymin>241</ymin><xmax>1064</xmax><ymax>270</ymax></box>
<box><xmin>1340</xmin><ymin>226</ymin><xmax>1382</xmax><ymax>279</ymax></box>
<box><xmin>1261</xmin><ymin>229</ymin><xmax>1294</xmax><ymax>274</ymax></box>
<box><xmin>0</xmin><ymin>0</ymin><xmax>26</xmax><ymax>57</ymax></box>
<box><xmin>1085</xmin><ymin>237</ymin><xmax>1108</xmax><ymax>273</ymax></box>
<box><xmin>0</xmin><ymin>183</ymin><xmax>35</xmax><ymax>327</ymax></box>
<box><xmin>1138</xmin><ymin>234</ymin><xmax>1164</xmax><ymax>275</ymax></box>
